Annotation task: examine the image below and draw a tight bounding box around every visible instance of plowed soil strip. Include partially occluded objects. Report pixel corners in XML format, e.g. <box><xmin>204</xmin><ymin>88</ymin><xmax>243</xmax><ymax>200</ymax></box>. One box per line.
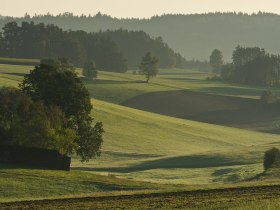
<box><xmin>2</xmin><ymin>185</ymin><xmax>280</xmax><ymax>209</ymax></box>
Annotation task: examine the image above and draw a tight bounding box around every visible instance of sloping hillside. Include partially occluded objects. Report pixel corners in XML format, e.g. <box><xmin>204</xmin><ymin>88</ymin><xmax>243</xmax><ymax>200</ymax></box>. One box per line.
<box><xmin>72</xmin><ymin>99</ymin><xmax>280</xmax><ymax>184</ymax></box>
<box><xmin>1</xmin><ymin>63</ymin><xmax>280</xmax><ymax>184</ymax></box>
<box><xmin>122</xmin><ymin>90</ymin><xmax>280</xmax><ymax>132</ymax></box>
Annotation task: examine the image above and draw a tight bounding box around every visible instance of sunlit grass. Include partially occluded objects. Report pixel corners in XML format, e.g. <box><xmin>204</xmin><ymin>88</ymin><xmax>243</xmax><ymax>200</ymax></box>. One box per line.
<box><xmin>1</xmin><ymin>63</ymin><xmax>280</xmax><ymax>205</ymax></box>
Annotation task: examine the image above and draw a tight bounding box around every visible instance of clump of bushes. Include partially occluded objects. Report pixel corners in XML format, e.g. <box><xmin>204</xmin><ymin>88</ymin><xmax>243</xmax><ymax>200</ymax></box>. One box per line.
<box><xmin>206</xmin><ymin>75</ymin><xmax>222</xmax><ymax>81</ymax></box>
<box><xmin>264</xmin><ymin>147</ymin><xmax>280</xmax><ymax>170</ymax></box>
<box><xmin>260</xmin><ymin>90</ymin><xmax>278</xmax><ymax>104</ymax></box>
<box><xmin>83</xmin><ymin>60</ymin><xmax>98</xmax><ymax>79</ymax></box>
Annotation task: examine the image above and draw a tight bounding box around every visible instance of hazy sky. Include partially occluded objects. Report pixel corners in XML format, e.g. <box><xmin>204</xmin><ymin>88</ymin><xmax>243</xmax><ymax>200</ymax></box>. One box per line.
<box><xmin>1</xmin><ymin>0</ymin><xmax>280</xmax><ymax>18</ymax></box>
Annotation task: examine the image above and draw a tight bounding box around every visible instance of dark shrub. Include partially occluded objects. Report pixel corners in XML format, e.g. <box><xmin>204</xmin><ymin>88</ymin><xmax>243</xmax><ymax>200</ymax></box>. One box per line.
<box><xmin>260</xmin><ymin>90</ymin><xmax>277</xmax><ymax>104</ymax></box>
<box><xmin>0</xmin><ymin>145</ymin><xmax>71</xmax><ymax>171</ymax></box>
<box><xmin>264</xmin><ymin>148</ymin><xmax>280</xmax><ymax>170</ymax></box>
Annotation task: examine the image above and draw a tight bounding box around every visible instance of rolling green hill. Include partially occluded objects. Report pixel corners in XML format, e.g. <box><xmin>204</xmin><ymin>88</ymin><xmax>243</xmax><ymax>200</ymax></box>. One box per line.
<box><xmin>122</xmin><ymin>90</ymin><xmax>280</xmax><ymax>133</ymax></box>
<box><xmin>1</xmin><ymin>63</ymin><xmax>280</xmax><ymax>197</ymax></box>
<box><xmin>71</xmin><ymin>98</ymin><xmax>280</xmax><ymax>184</ymax></box>
<box><xmin>1</xmin><ymin>63</ymin><xmax>278</xmax><ymax>103</ymax></box>
<box><xmin>0</xmin><ymin>167</ymin><xmax>152</xmax><ymax>202</ymax></box>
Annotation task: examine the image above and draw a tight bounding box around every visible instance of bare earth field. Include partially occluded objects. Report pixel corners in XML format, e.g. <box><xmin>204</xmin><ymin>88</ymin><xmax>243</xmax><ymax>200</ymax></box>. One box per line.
<box><xmin>2</xmin><ymin>184</ymin><xmax>280</xmax><ymax>209</ymax></box>
<box><xmin>123</xmin><ymin>90</ymin><xmax>280</xmax><ymax>133</ymax></box>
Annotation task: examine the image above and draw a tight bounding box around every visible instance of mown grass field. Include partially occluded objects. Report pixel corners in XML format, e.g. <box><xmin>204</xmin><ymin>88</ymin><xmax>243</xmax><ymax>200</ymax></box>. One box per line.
<box><xmin>1</xmin><ymin>64</ymin><xmax>279</xmax><ymax>103</ymax></box>
<box><xmin>84</xmin><ymin>69</ymin><xmax>280</xmax><ymax>104</ymax></box>
<box><xmin>0</xmin><ymin>57</ymin><xmax>39</xmax><ymax>66</ymax></box>
<box><xmin>1</xmin><ymin>63</ymin><xmax>280</xmax><ymax>208</ymax></box>
<box><xmin>71</xmin><ymin>99</ymin><xmax>280</xmax><ymax>185</ymax></box>
<box><xmin>0</xmin><ymin>167</ymin><xmax>155</xmax><ymax>202</ymax></box>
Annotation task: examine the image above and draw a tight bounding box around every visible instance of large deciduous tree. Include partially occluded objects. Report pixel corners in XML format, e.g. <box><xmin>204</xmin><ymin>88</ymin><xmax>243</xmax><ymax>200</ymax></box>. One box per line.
<box><xmin>139</xmin><ymin>52</ymin><xmax>159</xmax><ymax>83</ymax></box>
<box><xmin>0</xmin><ymin>87</ymin><xmax>77</xmax><ymax>155</ymax></box>
<box><xmin>20</xmin><ymin>59</ymin><xmax>104</xmax><ymax>161</ymax></box>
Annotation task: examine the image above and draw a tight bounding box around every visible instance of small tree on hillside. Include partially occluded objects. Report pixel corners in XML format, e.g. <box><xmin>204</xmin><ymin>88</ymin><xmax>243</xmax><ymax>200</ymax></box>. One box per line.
<box><xmin>83</xmin><ymin>60</ymin><xmax>98</xmax><ymax>79</ymax></box>
<box><xmin>264</xmin><ymin>148</ymin><xmax>280</xmax><ymax>170</ymax></box>
<box><xmin>139</xmin><ymin>52</ymin><xmax>159</xmax><ymax>83</ymax></box>
<box><xmin>210</xmin><ymin>49</ymin><xmax>223</xmax><ymax>73</ymax></box>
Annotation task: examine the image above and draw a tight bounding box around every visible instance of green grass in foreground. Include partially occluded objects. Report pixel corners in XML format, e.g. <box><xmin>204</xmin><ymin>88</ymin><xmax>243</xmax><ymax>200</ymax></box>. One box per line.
<box><xmin>2</xmin><ymin>184</ymin><xmax>280</xmax><ymax>209</ymax></box>
<box><xmin>0</xmin><ymin>167</ymin><xmax>154</xmax><ymax>202</ymax></box>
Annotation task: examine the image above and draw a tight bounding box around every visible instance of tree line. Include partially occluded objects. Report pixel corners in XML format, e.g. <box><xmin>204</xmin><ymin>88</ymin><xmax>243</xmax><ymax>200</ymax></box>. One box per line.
<box><xmin>210</xmin><ymin>46</ymin><xmax>280</xmax><ymax>87</ymax></box>
<box><xmin>0</xmin><ymin>21</ymin><xmax>187</xmax><ymax>71</ymax></box>
<box><xmin>99</xmin><ymin>29</ymin><xmax>186</xmax><ymax>69</ymax></box>
<box><xmin>2</xmin><ymin>12</ymin><xmax>280</xmax><ymax>62</ymax></box>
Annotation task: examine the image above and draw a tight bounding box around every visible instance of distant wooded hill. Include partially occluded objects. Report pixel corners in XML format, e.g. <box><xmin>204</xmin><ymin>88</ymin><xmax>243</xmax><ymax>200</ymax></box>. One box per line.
<box><xmin>0</xmin><ymin>21</ymin><xmax>186</xmax><ymax>70</ymax></box>
<box><xmin>1</xmin><ymin>12</ymin><xmax>280</xmax><ymax>60</ymax></box>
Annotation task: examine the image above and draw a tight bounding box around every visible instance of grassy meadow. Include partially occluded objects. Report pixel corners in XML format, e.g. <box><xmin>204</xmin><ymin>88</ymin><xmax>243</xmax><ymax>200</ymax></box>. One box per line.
<box><xmin>1</xmin><ymin>63</ymin><xmax>280</xmax><ymax>207</ymax></box>
<box><xmin>0</xmin><ymin>167</ymin><xmax>156</xmax><ymax>202</ymax></box>
<box><xmin>1</xmin><ymin>64</ymin><xmax>279</xmax><ymax>103</ymax></box>
<box><xmin>0</xmin><ymin>57</ymin><xmax>39</xmax><ymax>66</ymax></box>
<box><xmin>84</xmin><ymin>69</ymin><xmax>280</xmax><ymax>104</ymax></box>
<box><xmin>71</xmin><ymin>98</ymin><xmax>280</xmax><ymax>185</ymax></box>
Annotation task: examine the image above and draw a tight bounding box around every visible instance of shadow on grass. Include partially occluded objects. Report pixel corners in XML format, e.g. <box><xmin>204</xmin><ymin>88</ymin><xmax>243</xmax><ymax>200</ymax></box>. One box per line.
<box><xmin>82</xmin><ymin>78</ymin><xmax>145</xmax><ymax>85</ymax></box>
<box><xmin>198</xmin><ymin>86</ymin><xmax>261</xmax><ymax>96</ymax></box>
<box><xmin>0</xmin><ymin>163</ymin><xmax>37</xmax><ymax>170</ymax></box>
<box><xmin>167</xmin><ymin>77</ymin><xmax>205</xmax><ymax>82</ymax></box>
<box><xmin>103</xmin><ymin>151</ymin><xmax>163</xmax><ymax>159</ymax></box>
<box><xmin>211</xmin><ymin>168</ymin><xmax>235</xmax><ymax>176</ymax></box>
<box><xmin>2</xmin><ymin>72</ymin><xmax>27</xmax><ymax>77</ymax></box>
<box><xmin>262</xmin><ymin>129</ymin><xmax>280</xmax><ymax>135</ymax></box>
<box><xmin>78</xmin><ymin>180</ymin><xmax>143</xmax><ymax>191</ymax></box>
<box><xmin>73</xmin><ymin>154</ymin><xmax>256</xmax><ymax>173</ymax></box>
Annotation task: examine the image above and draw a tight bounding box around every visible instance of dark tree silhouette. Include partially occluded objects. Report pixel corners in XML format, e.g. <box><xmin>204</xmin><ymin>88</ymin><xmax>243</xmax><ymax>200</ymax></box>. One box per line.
<box><xmin>139</xmin><ymin>52</ymin><xmax>159</xmax><ymax>83</ymax></box>
<box><xmin>264</xmin><ymin>148</ymin><xmax>280</xmax><ymax>170</ymax></box>
<box><xmin>83</xmin><ymin>60</ymin><xmax>98</xmax><ymax>79</ymax></box>
<box><xmin>0</xmin><ymin>87</ymin><xmax>77</xmax><ymax>155</ymax></box>
<box><xmin>0</xmin><ymin>22</ymin><xmax>127</xmax><ymax>72</ymax></box>
<box><xmin>20</xmin><ymin>59</ymin><xmax>104</xmax><ymax>161</ymax></box>
<box><xmin>210</xmin><ymin>49</ymin><xmax>223</xmax><ymax>73</ymax></box>
<box><xmin>220</xmin><ymin>46</ymin><xmax>280</xmax><ymax>87</ymax></box>
<box><xmin>0</xmin><ymin>21</ymin><xmax>188</xmax><ymax>71</ymax></box>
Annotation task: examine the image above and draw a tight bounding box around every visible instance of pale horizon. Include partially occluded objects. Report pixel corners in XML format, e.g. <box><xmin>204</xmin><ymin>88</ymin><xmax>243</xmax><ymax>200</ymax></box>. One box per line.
<box><xmin>1</xmin><ymin>0</ymin><xmax>280</xmax><ymax>18</ymax></box>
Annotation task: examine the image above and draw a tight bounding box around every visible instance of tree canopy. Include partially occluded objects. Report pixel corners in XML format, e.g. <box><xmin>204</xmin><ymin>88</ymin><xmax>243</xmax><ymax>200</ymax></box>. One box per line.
<box><xmin>0</xmin><ymin>22</ymin><xmax>127</xmax><ymax>72</ymax></box>
<box><xmin>220</xmin><ymin>46</ymin><xmax>280</xmax><ymax>87</ymax></box>
<box><xmin>139</xmin><ymin>52</ymin><xmax>159</xmax><ymax>83</ymax></box>
<box><xmin>20</xmin><ymin>59</ymin><xmax>104</xmax><ymax>161</ymax></box>
<box><xmin>83</xmin><ymin>60</ymin><xmax>98</xmax><ymax>79</ymax></box>
<box><xmin>264</xmin><ymin>148</ymin><xmax>280</xmax><ymax>170</ymax></box>
<box><xmin>101</xmin><ymin>29</ymin><xmax>185</xmax><ymax>69</ymax></box>
<box><xmin>210</xmin><ymin>49</ymin><xmax>223</xmax><ymax>73</ymax></box>
<box><xmin>0</xmin><ymin>87</ymin><xmax>77</xmax><ymax>155</ymax></box>
<box><xmin>0</xmin><ymin>22</ymin><xmax>187</xmax><ymax>70</ymax></box>
<box><xmin>2</xmin><ymin>12</ymin><xmax>280</xmax><ymax>61</ymax></box>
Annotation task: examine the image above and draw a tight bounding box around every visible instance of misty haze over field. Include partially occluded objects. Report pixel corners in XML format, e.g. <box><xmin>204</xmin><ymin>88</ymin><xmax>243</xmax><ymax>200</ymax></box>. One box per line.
<box><xmin>1</xmin><ymin>12</ymin><xmax>280</xmax><ymax>60</ymax></box>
